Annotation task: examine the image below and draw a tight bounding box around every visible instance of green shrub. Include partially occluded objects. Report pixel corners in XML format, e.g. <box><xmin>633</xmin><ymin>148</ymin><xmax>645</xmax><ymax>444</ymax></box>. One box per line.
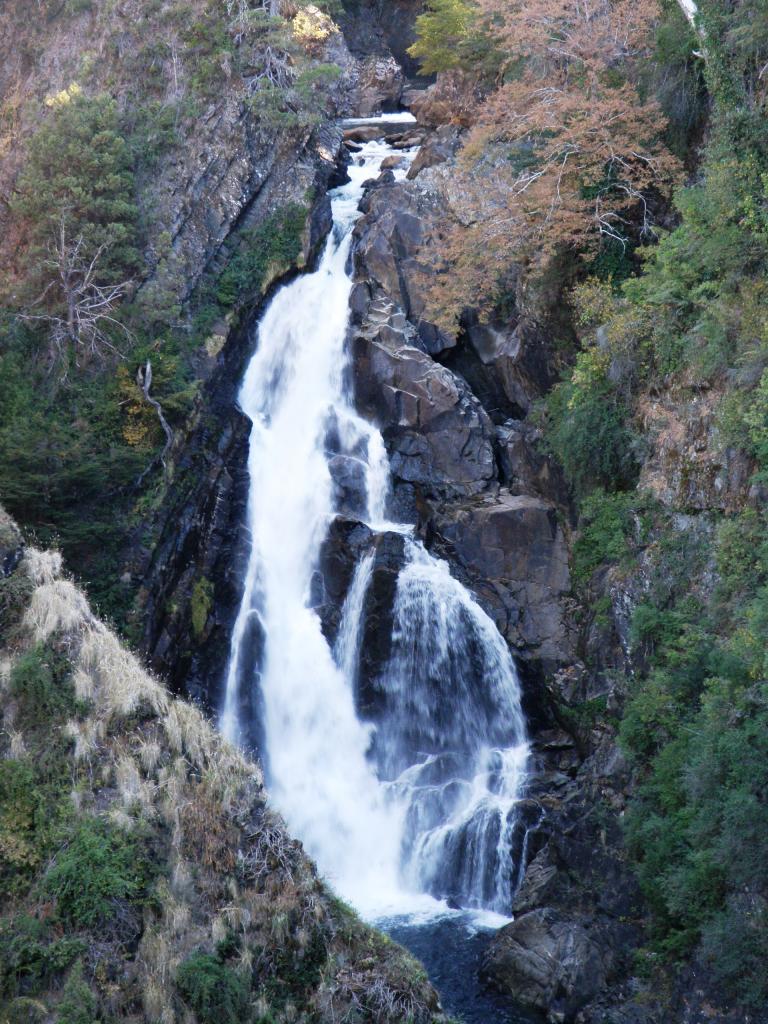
<box><xmin>544</xmin><ymin>347</ymin><xmax>639</xmax><ymax>496</ymax></box>
<box><xmin>0</xmin><ymin>917</ymin><xmax>84</xmax><ymax>1000</ymax></box>
<box><xmin>9</xmin><ymin>645</ymin><xmax>78</xmax><ymax>732</ymax></box>
<box><xmin>42</xmin><ymin>818</ymin><xmax>145</xmax><ymax>929</ymax></box>
<box><xmin>0</xmin><ymin>762</ymin><xmax>48</xmax><ymax>897</ymax></box>
<box><xmin>216</xmin><ymin>203</ymin><xmax>308</xmax><ymax>308</ymax></box>
<box><xmin>56</xmin><ymin>961</ymin><xmax>97</xmax><ymax>1024</ymax></box>
<box><xmin>175</xmin><ymin>952</ymin><xmax>250</xmax><ymax>1024</ymax></box>
<box><xmin>571</xmin><ymin>489</ymin><xmax>646</xmax><ymax>585</ymax></box>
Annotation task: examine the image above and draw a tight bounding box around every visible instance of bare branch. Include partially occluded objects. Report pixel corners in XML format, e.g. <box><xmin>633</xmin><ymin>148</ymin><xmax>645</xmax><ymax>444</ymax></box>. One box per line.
<box><xmin>16</xmin><ymin>219</ymin><xmax>134</xmax><ymax>365</ymax></box>
<box><xmin>136</xmin><ymin>360</ymin><xmax>175</xmax><ymax>481</ymax></box>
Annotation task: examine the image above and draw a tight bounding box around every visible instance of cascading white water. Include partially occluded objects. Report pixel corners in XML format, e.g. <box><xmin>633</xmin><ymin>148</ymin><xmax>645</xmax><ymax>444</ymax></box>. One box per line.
<box><xmin>222</xmin><ymin>117</ymin><xmax>529</xmax><ymax>918</ymax></box>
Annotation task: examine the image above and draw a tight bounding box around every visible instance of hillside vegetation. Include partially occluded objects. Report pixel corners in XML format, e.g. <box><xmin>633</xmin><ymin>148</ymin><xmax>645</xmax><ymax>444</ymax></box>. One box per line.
<box><xmin>0</xmin><ymin>508</ymin><xmax>445</xmax><ymax>1024</ymax></box>
<box><xmin>0</xmin><ymin>0</ymin><xmax>344</xmax><ymax>621</ymax></box>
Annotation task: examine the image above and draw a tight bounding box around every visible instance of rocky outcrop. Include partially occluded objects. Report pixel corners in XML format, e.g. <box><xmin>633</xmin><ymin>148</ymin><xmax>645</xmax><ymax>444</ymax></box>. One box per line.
<box><xmin>483</xmin><ymin>909</ymin><xmax>608</xmax><ymax>1019</ymax></box>
<box><xmin>406</xmin><ymin>123</ymin><xmax>462</xmax><ymax>179</ymax></box>
<box><xmin>443</xmin><ymin>315</ymin><xmax>558</xmax><ymax>421</ymax></box>
<box><xmin>350</xmin><ymin>168</ymin><xmax>574</xmax><ymax>677</ymax></box>
<box><xmin>350</xmin><ymin>55</ymin><xmax>407</xmax><ymax>115</ymax></box>
<box><xmin>481</xmin><ymin>719</ymin><xmax>644</xmax><ymax>1023</ymax></box>
<box><xmin>337</xmin><ymin>0</ymin><xmax>426</xmax><ymax>80</ymax></box>
<box><xmin>433</xmin><ymin>493</ymin><xmax>572</xmax><ymax>669</ymax></box>
<box><xmin>496</xmin><ymin>419</ymin><xmax>570</xmax><ymax>505</ymax></box>
<box><xmin>354</xmin><ymin>180</ymin><xmax>455</xmax><ymax>354</ymax></box>
<box><xmin>637</xmin><ymin>388</ymin><xmax>755</xmax><ymax>512</ymax></box>
<box><xmin>351</xmin><ymin>297</ymin><xmax>497</xmax><ymax>500</ymax></box>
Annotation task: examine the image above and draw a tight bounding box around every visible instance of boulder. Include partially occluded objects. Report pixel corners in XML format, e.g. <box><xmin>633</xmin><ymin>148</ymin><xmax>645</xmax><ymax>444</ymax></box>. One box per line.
<box><xmin>407</xmin><ymin>124</ymin><xmax>462</xmax><ymax>179</ymax></box>
<box><xmin>435</xmin><ymin>492</ymin><xmax>572</xmax><ymax>667</ymax></box>
<box><xmin>351</xmin><ymin>298</ymin><xmax>497</xmax><ymax>499</ymax></box>
<box><xmin>482</xmin><ymin>908</ymin><xmax>608</xmax><ymax>1021</ymax></box>
<box><xmin>353</xmin><ymin>181</ymin><xmax>456</xmax><ymax>355</ymax></box>
<box><xmin>407</xmin><ymin>83</ymin><xmax>457</xmax><ymax>127</ymax></box>
<box><xmin>380</xmin><ymin>154</ymin><xmax>409</xmax><ymax>170</ymax></box>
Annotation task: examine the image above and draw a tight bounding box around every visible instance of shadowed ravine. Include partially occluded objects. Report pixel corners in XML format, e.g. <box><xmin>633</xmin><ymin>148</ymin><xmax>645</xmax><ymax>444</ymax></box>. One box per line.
<box><xmin>220</xmin><ymin>114</ymin><xmax>532</xmax><ymax>1012</ymax></box>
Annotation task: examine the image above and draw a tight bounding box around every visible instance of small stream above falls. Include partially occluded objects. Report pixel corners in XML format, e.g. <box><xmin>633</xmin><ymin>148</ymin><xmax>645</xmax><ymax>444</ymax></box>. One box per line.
<box><xmin>219</xmin><ymin>113</ymin><xmax>533</xmax><ymax>1013</ymax></box>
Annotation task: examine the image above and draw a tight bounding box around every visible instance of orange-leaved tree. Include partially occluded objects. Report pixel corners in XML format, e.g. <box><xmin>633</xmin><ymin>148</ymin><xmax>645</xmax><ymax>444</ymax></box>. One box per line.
<box><xmin>415</xmin><ymin>0</ymin><xmax>682</xmax><ymax>324</ymax></box>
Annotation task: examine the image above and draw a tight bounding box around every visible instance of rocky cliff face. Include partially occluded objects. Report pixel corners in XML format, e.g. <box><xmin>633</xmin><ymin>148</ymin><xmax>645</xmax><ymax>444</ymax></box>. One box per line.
<box><xmin>141</xmin><ymin>73</ymin><xmax>636</xmax><ymax>1024</ymax></box>
<box><xmin>129</xmin><ymin>0</ymin><xmax>426</xmax><ymax>704</ymax></box>
<box><xmin>310</xmin><ymin>105</ymin><xmax>758</xmax><ymax>1024</ymax></box>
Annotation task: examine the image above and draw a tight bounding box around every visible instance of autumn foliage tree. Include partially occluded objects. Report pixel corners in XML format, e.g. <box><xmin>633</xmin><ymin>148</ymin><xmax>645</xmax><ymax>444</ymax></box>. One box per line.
<box><xmin>411</xmin><ymin>0</ymin><xmax>682</xmax><ymax>323</ymax></box>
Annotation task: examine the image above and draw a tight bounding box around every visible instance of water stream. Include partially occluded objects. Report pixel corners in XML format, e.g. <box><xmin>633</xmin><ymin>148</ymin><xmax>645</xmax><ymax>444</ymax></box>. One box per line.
<box><xmin>220</xmin><ymin>115</ymin><xmax>531</xmax><ymax>1013</ymax></box>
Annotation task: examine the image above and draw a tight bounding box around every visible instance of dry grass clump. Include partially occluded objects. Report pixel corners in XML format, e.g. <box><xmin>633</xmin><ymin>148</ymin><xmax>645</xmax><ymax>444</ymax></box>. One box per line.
<box><xmin>163</xmin><ymin>699</ymin><xmax>216</xmax><ymax>770</ymax></box>
<box><xmin>22</xmin><ymin>549</ymin><xmax>63</xmax><ymax>587</ymax></box>
<box><xmin>114</xmin><ymin>752</ymin><xmax>158</xmax><ymax>814</ymax></box>
<box><xmin>79</xmin><ymin>625</ymin><xmax>169</xmax><ymax>724</ymax></box>
<box><xmin>65</xmin><ymin>716</ymin><xmax>105</xmax><ymax>762</ymax></box>
<box><xmin>24</xmin><ymin>579</ymin><xmax>92</xmax><ymax>641</ymax></box>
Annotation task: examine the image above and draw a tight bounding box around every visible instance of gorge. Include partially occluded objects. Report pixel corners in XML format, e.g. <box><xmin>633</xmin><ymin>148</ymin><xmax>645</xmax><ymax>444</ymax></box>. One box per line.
<box><xmin>2</xmin><ymin>1</ymin><xmax>768</xmax><ymax>1023</ymax></box>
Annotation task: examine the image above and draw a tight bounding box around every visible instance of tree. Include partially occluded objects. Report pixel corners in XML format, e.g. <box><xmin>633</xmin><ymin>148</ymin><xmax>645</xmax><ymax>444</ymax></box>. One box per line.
<box><xmin>408</xmin><ymin>0</ymin><xmax>478</xmax><ymax>74</ymax></box>
<box><xmin>410</xmin><ymin>0</ymin><xmax>681</xmax><ymax>323</ymax></box>
<box><xmin>18</xmin><ymin>221</ymin><xmax>134</xmax><ymax>366</ymax></box>
<box><xmin>11</xmin><ymin>89</ymin><xmax>139</xmax><ymax>290</ymax></box>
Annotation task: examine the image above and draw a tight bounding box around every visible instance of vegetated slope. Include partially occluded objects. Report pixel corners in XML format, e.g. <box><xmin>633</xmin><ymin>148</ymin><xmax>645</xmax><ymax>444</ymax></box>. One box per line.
<box><xmin>0</xmin><ymin>507</ymin><xmax>445</xmax><ymax>1024</ymax></box>
<box><xmin>396</xmin><ymin>0</ymin><xmax>768</xmax><ymax>1019</ymax></box>
<box><xmin>0</xmin><ymin>0</ymin><xmax>353</xmax><ymax>622</ymax></box>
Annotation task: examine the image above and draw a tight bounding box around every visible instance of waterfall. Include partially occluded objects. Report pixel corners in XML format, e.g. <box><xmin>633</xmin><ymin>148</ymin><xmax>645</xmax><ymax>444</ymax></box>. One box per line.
<box><xmin>221</xmin><ymin>117</ymin><xmax>529</xmax><ymax>918</ymax></box>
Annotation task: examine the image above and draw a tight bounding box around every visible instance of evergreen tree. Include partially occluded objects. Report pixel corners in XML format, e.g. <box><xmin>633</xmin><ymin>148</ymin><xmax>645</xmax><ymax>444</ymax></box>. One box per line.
<box><xmin>12</xmin><ymin>89</ymin><xmax>139</xmax><ymax>288</ymax></box>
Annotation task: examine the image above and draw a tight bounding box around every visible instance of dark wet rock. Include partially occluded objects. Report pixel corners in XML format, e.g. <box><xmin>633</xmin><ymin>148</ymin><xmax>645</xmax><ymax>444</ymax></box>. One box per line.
<box><xmin>496</xmin><ymin>419</ymin><xmax>570</xmax><ymax>507</ymax></box>
<box><xmin>328</xmin><ymin>453</ymin><xmax>369</xmax><ymax>518</ymax></box>
<box><xmin>442</xmin><ymin>313</ymin><xmax>558</xmax><ymax>422</ymax></box>
<box><xmin>434</xmin><ymin>492</ymin><xmax>572</xmax><ymax>669</ymax></box>
<box><xmin>139</xmin><ymin>407</ymin><xmax>253</xmax><ymax>710</ymax></box>
<box><xmin>359</xmin><ymin>168</ymin><xmax>397</xmax><ymax>199</ymax></box>
<box><xmin>352</xmin><ymin>299</ymin><xmax>497</xmax><ymax>499</ymax></box>
<box><xmin>357</xmin><ymin>530</ymin><xmax>409</xmax><ymax>716</ymax></box>
<box><xmin>353</xmin><ymin>181</ymin><xmax>456</xmax><ymax>355</ymax></box>
<box><xmin>314</xmin><ymin>517</ymin><xmax>375</xmax><ymax>644</ymax></box>
<box><xmin>483</xmin><ymin>908</ymin><xmax>609</xmax><ymax>1020</ymax></box>
<box><xmin>407</xmin><ymin>124</ymin><xmax>462</xmax><ymax>179</ymax></box>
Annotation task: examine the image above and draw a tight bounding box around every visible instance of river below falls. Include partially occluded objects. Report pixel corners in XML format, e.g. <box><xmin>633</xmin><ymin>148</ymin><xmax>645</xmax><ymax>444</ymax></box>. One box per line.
<box><xmin>384</xmin><ymin>915</ymin><xmax>539</xmax><ymax>1024</ymax></box>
